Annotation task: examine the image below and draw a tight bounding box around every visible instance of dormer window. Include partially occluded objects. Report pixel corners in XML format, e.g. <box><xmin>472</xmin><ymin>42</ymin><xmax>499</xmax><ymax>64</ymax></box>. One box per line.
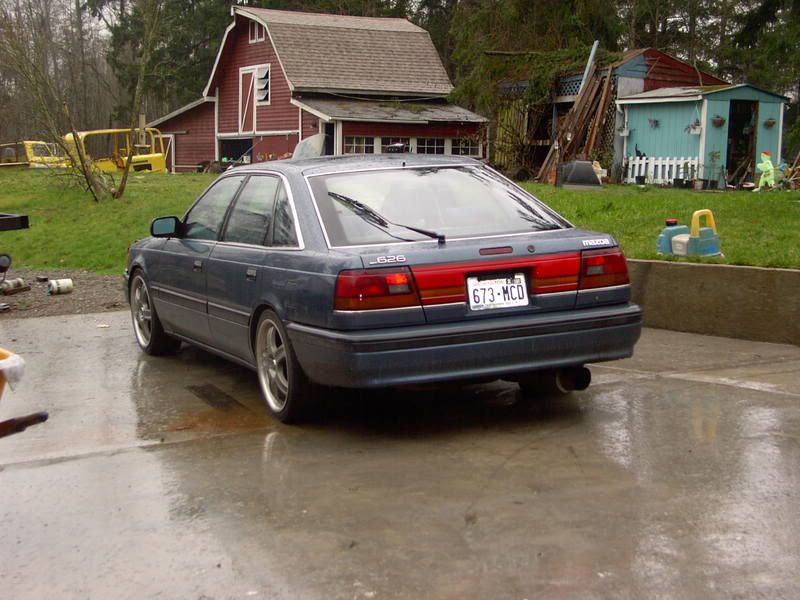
<box><xmin>249</xmin><ymin>20</ymin><xmax>265</xmax><ymax>43</ymax></box>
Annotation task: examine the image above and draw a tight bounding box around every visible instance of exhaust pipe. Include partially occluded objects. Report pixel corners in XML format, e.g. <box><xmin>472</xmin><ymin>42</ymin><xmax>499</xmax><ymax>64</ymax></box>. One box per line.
<box><xmin>553</xmin><ymin>366</ymin><xmax>591</xmax><ymax>394</ymax></box>
<box><xmin>516</xmin><ymin>366</ymin><xmax>592</xmax><ymax>396</ymax></box>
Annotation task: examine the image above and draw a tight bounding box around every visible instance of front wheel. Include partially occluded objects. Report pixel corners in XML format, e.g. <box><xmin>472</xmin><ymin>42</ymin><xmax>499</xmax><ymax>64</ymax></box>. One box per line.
<box><xmin>129</xmin><ymin>272</ymin><xmax>181</xmax><ymax>355</ymax></box>
<box><xmin>255</xmin><ymin>310</ymin><xmax>318</xmax><ymax>423</ymax></box>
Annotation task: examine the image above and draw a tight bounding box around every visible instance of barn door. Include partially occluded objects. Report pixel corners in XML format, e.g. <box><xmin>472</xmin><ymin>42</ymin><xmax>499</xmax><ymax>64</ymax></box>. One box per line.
<box><xmin>239</xmin><ymin>69</ymin><xmax>255</xmax><ymax>134</ymax></box>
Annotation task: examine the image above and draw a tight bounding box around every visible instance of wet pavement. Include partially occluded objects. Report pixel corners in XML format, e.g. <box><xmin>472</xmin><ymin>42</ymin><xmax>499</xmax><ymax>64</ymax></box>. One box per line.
<box><xmin>0</xmin><ymin>311</ymin><xmax>798</xmax><ymax>599</ymax></box>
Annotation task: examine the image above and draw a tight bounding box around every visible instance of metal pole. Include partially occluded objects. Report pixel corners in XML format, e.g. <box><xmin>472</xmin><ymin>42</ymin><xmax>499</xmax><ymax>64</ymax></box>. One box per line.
<box><xmin>578</xmin><ymin>40</ymin><xmax>600</xmax><ymax>96</ymax></box>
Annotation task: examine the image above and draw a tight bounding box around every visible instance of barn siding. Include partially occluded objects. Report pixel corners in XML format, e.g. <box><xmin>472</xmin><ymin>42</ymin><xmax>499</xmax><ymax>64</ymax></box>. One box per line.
<box><xmin>157</xmin><ymin>101</ymin><xmax>216</xmax><ymax>172</ymax></box>
<box><xmin>252</xmin><ymin>134</ymin><xmax>299</xmax><ymax>160</ymax></box>
<box><xmin>217</xmin><ymin>17</ymin><xmax>296</xmax><ymax>135</ymax></box>
<box><xmin>301</xmin><ymin>109</ymin><xmax>321</xmax><ymax>140</ymax></box>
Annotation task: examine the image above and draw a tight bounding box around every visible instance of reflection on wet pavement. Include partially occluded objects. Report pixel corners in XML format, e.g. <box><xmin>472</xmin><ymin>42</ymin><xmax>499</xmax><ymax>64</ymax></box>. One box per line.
<box><xmin>0</xmin><ymin>312</ymin><xmax>799</xmax><ymax>598</ymax></box>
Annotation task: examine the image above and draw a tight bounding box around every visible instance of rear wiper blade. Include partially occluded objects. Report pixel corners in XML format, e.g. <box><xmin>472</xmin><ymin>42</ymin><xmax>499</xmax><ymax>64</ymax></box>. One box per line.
<box><xmin>328</xmin><ymin>191</ymin><xmax>446</xmax><ymax>245</ymax></box>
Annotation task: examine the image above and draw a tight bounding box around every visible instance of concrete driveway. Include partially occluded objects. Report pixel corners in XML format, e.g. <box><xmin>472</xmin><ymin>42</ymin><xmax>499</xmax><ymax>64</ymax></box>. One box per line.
<box><xmin>1</xmin><ymin>312</ymin><xmax>798</xmax><ymax>599</ymax></box>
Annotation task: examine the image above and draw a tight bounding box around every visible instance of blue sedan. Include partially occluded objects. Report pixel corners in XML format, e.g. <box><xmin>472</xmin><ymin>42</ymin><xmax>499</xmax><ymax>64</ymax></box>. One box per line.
<box><xmin>125</xmin><ymin>155</ymin><xmax>641</xmax><ymax>422</ymax></box>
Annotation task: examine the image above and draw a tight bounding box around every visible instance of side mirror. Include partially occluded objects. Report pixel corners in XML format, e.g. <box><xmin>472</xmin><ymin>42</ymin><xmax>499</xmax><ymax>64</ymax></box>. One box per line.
<box><xmin>151</xmin><ymin>216</ymin><xmax>182</xmax><ymax>238</ymax></box>
<box><xmin>0</xmin><ymin>253</ymin><xmax>10</xmax><ymax>274</ymax></box>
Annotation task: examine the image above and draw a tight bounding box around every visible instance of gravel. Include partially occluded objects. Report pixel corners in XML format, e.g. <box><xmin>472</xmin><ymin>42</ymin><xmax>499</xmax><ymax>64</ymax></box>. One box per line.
<box><xmin>0</xmin><ymin>269</ymin><xmax>126</xmax><ymax>319</ymax></box>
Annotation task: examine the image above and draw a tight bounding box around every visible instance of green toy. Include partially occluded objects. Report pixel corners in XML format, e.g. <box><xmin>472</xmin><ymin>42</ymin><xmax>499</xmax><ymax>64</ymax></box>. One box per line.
<box><xmin>754</xmin><ymin>150</ymin><xmax>775</xmax><ymax>191</ymax></box>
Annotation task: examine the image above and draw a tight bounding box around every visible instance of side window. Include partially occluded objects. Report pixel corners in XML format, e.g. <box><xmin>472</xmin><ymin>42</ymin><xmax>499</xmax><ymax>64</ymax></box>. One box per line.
<box><xmin>223</xmin><ymin>175</ymin><xmax>280</xmax><ymax>245</ymax></box>
<box><xmin>184</xmin><ymin>176</ymin><xmax>245</xmax><ymax>240</ymax></box>
<box><xmin>272</xmin><ymin>182</ymin><xmax>299</xmax><ymax>247</ymax></box>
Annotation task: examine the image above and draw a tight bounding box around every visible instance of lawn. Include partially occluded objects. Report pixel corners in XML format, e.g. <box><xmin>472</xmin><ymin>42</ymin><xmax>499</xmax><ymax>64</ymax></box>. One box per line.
<box><xmin>0</xmin><ymin>169</ymin><xmax>216</xmax><ymax>274</ymax></box>
<box><xmin>523</xmin><ymin>182</ymin><xmax>800</xmax><ymax>269</ymax></box>
<box><xmin>0</xmin><ymin>168</ymin><xmax>798</xmax><ymax>274</ymax></box>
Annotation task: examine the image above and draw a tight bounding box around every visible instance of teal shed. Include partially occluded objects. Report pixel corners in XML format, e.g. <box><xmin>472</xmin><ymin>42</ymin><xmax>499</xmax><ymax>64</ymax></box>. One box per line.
<box><xmin>616</xmin><ymin>84</ymin><xmax>789</xmax><ymax>186</ymax></box>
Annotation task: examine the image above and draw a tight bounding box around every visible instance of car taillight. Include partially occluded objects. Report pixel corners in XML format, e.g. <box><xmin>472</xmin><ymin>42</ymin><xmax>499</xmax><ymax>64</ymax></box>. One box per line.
<box><xmin>579</xmin><ymin>248</ymin><xmax>630</xmax><ymax>289</ymax></box>
<box><xmin>335</xmin><ymin>268</ymin><xmax>422</xmax><ymax>310</ymax></box>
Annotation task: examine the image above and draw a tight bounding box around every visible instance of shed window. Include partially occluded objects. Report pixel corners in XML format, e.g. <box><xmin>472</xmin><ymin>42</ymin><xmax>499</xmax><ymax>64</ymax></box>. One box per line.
<box><xmin>344</xmin><ymin>136</ymin><xmax>374</xmax><ymax>154</ymax></box>
<box><xmin>451</xmin><ymin>138</ymin><xmax>481</xmax><ymax>157</ymax></box>
<box><xmin>249</xmin><ymin>21</ymin><xmax>265</xmax><ymax>43</ymax></box>
<box><xmin>417</xmin><ymin>138</ymin><xmax>445</xmax><ymax>154</ymax></box>
<box><xmin>381</xmin><ymin>137</ymin><xmax>410</xmax><ymax>153</ymax></box>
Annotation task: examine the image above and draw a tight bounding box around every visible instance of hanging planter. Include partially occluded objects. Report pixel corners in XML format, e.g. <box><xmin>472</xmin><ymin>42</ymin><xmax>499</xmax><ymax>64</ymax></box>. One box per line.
<box><xmin>712</xmin><ymin>115</ymin><xmax>726</xmax><ymax>128</ymax></box>
<box><xmin>764</xmin><ymin>118</ymin><xmax>776</xmax><ymax>128</ymax></box>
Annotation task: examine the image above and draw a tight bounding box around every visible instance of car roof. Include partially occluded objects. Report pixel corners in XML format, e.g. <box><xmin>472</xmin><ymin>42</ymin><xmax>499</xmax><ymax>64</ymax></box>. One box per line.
<box><xmin>223</xmin><ymin>154</ymin><xmax>482</xmax><ymax>178</ymax></box>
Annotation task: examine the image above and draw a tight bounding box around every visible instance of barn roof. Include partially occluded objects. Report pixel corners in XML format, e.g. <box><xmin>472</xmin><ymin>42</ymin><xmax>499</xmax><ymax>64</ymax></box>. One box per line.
<box><xmin>291</xmin><ymin>97</ymin><xmax>487</xmax><ymax>124</ymax></box>
<box><xmin>204</xmin><ymin>7</ymin><xmax>454</xmax><ymax>97</ymax></box>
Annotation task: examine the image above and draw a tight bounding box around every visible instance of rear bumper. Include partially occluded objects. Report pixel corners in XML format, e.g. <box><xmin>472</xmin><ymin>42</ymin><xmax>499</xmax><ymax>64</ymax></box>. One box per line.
<box><xmin>287</xmin><ymin>304</ymin><xmax>642</xmax><ymax>388</ymax></box>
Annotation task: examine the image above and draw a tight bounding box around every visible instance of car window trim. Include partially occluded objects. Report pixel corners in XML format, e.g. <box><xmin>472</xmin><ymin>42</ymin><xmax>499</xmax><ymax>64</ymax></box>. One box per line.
<box><xmin>303</xmin><ymin>164</ymin><xmax>571</xmax><ymax>250</ymax></box>
<box><xmin>218</xmin><ymin>169</ymin><xmax>305</xmax><ymax>250</ymax></box>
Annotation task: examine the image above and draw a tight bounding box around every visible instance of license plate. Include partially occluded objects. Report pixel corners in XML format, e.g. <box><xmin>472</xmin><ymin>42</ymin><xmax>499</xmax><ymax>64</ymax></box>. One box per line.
<box><xmin>467</xmin><ymin>273</ymin><xmax>529</xmax><ymax>311</ymax></box>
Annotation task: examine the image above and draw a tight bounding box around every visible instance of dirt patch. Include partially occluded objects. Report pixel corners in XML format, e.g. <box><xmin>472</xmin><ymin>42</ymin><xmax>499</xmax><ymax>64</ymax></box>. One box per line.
<box><xmin>0</xmin><ymin>269</ymin><xmax>126</xmax><ymax>319</ymax></box>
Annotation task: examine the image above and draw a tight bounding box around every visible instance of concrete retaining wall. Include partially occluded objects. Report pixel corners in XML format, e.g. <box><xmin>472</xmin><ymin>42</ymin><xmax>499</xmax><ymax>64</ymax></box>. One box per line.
<box><xmin>628</xmin><ymin>259</ymin><xmax>800</xmax><ymax>345</ymax></box>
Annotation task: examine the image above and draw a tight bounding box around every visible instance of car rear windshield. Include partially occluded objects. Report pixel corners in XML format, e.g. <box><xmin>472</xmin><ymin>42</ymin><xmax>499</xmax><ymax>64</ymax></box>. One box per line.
<box><xmin>308</xmin><ymin>165</ymin><xmax>569</xmax><ymax>247</ymax></box>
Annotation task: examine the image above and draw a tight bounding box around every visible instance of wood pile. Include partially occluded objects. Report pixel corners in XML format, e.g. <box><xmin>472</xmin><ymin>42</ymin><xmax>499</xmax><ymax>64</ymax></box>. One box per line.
<box><xmin>536</xmin><ymin>65</ymin><xmax>614</xmax><ymax>182</ymax></box>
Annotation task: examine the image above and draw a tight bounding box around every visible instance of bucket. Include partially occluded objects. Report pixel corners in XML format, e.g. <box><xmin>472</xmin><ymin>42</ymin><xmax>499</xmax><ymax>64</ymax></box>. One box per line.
<box><xmin>47</xmin><ymin>278</ymin><xmax>74</xmax><ymax>295</ymax></box>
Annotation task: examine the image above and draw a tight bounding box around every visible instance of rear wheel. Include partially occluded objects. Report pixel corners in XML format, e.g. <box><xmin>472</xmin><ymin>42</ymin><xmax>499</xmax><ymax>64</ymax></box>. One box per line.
<box><xmin>130</xmin><ymin>272</ymin><xmax>181</xmax><ymax>355</ymax></box>
<box><xmin>255</xmin><ymin>310</ymin><xmax>318</xmax><ymax>423</ymax></box>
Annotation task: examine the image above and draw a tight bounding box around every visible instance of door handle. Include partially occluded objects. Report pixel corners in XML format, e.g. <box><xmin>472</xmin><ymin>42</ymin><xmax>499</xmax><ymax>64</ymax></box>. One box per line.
<box><xmin>193</xmin><ymin>259</ymin><xmax>203</xmax><ymax>272</ymax></box>
<box><xmin>246</xmin><ymin>268</ymin><xmax>257</xmax><ymax>281</ymax></box>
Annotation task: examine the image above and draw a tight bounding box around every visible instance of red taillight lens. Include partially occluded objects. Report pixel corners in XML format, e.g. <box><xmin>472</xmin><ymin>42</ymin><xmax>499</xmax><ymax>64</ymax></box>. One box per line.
<box><xmin>335</xmin><ymin>267</ymin><xmax>421</xmax><ymax>310</ymax></box>
<box><xmin>579</xmin><ymin>248</ymin><xmax>630</xmax><ymax>289</ymax></box>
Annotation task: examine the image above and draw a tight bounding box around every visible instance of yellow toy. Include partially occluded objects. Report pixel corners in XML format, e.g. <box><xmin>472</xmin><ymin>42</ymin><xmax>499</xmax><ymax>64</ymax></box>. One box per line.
<box><xmin>754</xmin><ymin>151</ymin><xmax>775</xmax><ymax>191</ymax></box>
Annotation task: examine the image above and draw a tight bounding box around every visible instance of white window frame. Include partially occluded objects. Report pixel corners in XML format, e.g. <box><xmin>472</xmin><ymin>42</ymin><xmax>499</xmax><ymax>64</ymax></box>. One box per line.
<box><xmin>451</xmin><ymin>137</ymin><xmax>482</xmax><ymax>157</ymax></box>
<box><xmin>343</xmin><ymin>136</ymin><xmax>375</xmax><ymax>154</ymax></box>
<box><xmin>249</xmin><ymin>20</ymin><xmax>265</xmax><ymax>44</ymax></box>
<box><xmin>416</xmin><ymin>137</ymin><xmax>446</xmax><ymax>155</ymax></box>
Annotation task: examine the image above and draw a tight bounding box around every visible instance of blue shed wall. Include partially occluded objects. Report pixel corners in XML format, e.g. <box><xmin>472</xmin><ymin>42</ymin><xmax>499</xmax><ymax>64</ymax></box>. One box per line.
<box><xmin>704</xmin><ymin>98</ymin><xmax>729</xmax><ymax>174</ymax></box>
<box><xmin>625</xmin><ymin>102</ymin><xmax>701</xmax><ymax>158</ymax></box>
<box><xmin>755</xmin><ymin>103</ymin><xmax>782</xmax><ymax>159</ymax></box>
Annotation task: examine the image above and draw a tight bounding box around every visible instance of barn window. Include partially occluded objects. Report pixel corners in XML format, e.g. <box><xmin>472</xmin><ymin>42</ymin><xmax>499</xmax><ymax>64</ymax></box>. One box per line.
<box><xmin>249</xmin><ymin>21</ymin><xmax>265</xmax><ymax>43</ymax></box>
<box><xmin>255</xmin><ymin>64</ymin><xmax>270</xmax><ymax>105</ymax></box>
<box><xmin>416</xmin><ymin>138</ymin><xmax>445</xmax><ymax>154</ymax></box>
<box><xmin>344</xmin><ymin>136</ymin><xmax>374</xmax><ymax>154</ymax></box>
<box><xmin>451</xmin><ymin>138</ymin><xmax>481</xmax><ymax>157</ymax></box>
<box><xmin>380</xmin><ymin>137</ymin><xmax>410</xmax><ymax>153</ymax></box>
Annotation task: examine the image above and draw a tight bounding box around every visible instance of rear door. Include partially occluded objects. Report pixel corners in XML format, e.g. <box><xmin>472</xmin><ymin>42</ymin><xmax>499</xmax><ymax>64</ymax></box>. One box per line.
<box><xmin>151</xmin><ymin>175</ymin><xmax>245</xmax><ymax>343</ymax></box>
<box><xmin>206</xmin><ymin>174</ymin><xmax>281</xmax><ymax>359</ymax></box>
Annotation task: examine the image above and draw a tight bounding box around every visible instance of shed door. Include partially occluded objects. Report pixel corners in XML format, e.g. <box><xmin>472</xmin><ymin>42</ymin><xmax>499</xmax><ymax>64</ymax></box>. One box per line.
<box><xmin>239</xmin><ymin>70</ymin><xmax>255</xmax><ymax>134</ymax></box>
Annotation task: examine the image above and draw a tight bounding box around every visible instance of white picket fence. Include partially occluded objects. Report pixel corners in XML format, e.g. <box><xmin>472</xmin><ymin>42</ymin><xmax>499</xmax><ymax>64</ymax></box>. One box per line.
<box><xmin>625</xmin><ymin>157</ymin><xmax>701</xmax><ymax>184</ymax></box>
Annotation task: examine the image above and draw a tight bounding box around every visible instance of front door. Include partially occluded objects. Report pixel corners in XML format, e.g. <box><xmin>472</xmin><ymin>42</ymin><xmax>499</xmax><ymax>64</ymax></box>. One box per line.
<box><xmin>150</xmin><ymin>175</ymin><xmax>246</xmax><ymax>343</ymax></box>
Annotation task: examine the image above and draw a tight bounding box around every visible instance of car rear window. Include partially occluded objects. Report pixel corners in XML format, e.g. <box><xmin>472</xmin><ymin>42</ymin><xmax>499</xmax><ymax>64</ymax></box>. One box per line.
<box><xmin>308</xmin><ymin>166</ymin><xmax>568</xmax><ymax>247</ymax></box>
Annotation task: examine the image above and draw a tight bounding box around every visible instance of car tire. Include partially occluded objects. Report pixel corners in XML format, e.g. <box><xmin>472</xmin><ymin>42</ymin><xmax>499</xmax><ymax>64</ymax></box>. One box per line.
<box><xmin>129</xmin><ymin>271</ymin><xmax>181</xmax><ymax>356</ymax></box>
<box><xmin>254</xmin><ymin>309</ymin><xmax>318</xmax><ymax>423</ymax></box>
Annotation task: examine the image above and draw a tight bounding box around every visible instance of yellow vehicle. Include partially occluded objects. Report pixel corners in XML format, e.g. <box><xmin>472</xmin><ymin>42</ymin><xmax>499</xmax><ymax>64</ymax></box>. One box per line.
<box><xmin>63</xmin><ymin>128</ymin><xmax>167</xmax><ymax>173</ymax></box>
<box><xmin>0</xmin><ymin>141</ymin><xmax>67</xmax><ymax>168</ymax></box>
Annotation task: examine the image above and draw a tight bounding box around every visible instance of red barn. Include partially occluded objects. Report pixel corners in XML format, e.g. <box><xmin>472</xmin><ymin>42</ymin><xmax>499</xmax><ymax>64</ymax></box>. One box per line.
<box><xmin>150</xmin><ymin>7</ymin><xmax>487</xmax><ymax>172</ymax></box>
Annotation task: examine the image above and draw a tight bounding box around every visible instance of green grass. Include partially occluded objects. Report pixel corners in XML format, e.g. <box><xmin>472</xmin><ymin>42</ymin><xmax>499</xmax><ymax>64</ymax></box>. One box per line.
<box><xmin>523</xmin><ymin>182</ymin><xmax>800</xmax><ymax>269</ymax></box>
<box><xmin>0</xmin><ymin>169</ymin><xmax>216</xmax><ymax>274</ymax></box>
<box><xmin>0</xmin><ymin>169</ymin><xmax>798</xmax><ymax>274</ymax></box>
